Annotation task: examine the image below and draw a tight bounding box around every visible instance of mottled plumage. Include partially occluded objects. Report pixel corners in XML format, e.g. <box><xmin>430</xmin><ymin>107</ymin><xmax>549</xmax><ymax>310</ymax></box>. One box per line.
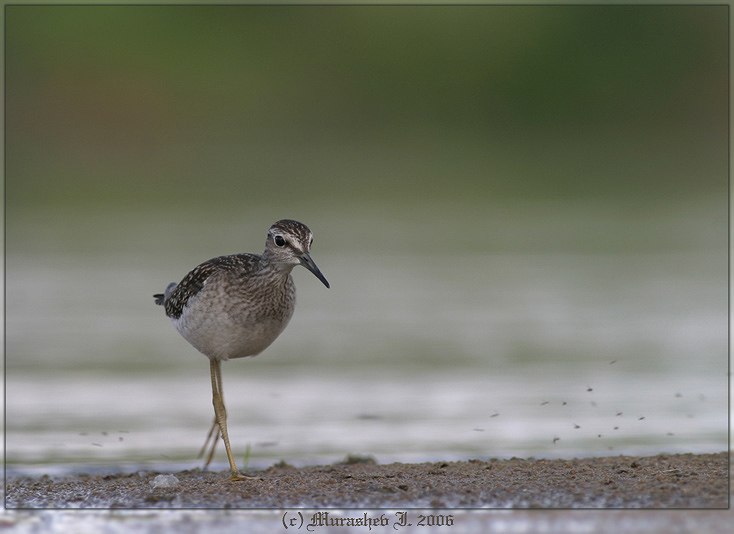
<box><xmin>153</xmin><ymin>219</ymin><xmax>329</xmax><ymax>480</ymax></box>
<box><xmin>156</xmin><ymin>254</ymin><xmax>262</xmax><ymax>319</ymax></box>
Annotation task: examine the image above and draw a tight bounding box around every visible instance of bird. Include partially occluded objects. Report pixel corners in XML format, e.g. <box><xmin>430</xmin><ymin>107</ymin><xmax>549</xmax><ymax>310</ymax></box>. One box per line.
<box><xmin>153</xmin><ymin>219</ymin><xmax>329</xmax><ymax>481</ymax></box>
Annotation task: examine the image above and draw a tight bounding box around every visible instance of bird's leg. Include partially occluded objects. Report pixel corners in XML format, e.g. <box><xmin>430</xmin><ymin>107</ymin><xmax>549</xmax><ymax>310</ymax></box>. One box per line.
<box><xmin>209</xmin><ymin>359</ymin><xmax>248</xmax><ymax>481</ymax></box>
<box><xmin>198</xmin><ymin>417</ymin><xmax>219</xmax><ymax>468</ymax></box>
<box><xmin>199</xmin><ymin>361</ymin><xmax>225</xmax><ymax>466</ymax></box>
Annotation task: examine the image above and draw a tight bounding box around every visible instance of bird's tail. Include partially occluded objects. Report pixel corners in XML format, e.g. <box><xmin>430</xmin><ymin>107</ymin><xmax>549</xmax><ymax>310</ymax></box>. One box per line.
<box><xmin>153</xmin><ymin>282</ymin><xmax>177</xmax><ymax>306</ymax></box>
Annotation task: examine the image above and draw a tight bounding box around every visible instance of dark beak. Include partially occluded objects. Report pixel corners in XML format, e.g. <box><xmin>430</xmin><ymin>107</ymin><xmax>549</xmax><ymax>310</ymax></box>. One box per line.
<box><xmin>299</xmin><ymin>253</ymin><xmax>330</xmax><ymax>288</ymax></box>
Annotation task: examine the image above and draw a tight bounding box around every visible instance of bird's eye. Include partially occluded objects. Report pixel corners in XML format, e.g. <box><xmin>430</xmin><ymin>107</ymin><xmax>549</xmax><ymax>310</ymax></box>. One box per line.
<box><xmin>274</xmin><ymin>235</ymin><xmax>286</xmax><ymax>247</ymax></box>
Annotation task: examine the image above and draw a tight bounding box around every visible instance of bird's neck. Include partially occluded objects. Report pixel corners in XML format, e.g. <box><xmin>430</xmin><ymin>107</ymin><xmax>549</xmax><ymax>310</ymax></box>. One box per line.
<box><xmin>260</xmin><ymin>256</ymin><xmax>297</xmax><ymax>277</ymax></box>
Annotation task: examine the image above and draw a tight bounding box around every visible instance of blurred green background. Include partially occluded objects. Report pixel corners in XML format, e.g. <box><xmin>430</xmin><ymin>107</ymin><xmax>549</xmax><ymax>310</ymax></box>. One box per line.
<box><xmin>5</xmin><ymin>5</ymin><xmax>728</xmax><ymax>468</ymax></box>
<box><xmin>6</xmin><ymin>5</ymin><xmax>727</xmax><ymax>213</ymax></box>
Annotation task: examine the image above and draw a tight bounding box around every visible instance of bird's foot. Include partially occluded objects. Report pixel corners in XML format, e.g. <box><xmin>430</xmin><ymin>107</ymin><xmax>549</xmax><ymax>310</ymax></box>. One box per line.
<box><xmin>228</xmin><ymin>471</ymin><xmax>256</xmax><ymax>482</ymax></box>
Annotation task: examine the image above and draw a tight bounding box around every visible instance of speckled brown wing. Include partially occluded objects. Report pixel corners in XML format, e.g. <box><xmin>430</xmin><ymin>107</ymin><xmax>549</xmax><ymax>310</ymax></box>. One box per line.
<box><xmin>154</xmin><ymin>254</ymin><xmax>262</xmax><ymax>319</ymax></box>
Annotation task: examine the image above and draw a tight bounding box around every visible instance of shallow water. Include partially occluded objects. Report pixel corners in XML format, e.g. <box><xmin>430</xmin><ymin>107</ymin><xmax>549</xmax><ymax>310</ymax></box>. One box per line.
<box><xmin>5</xmin><ymin>367</ymin><xmax>727</xmax><ymax>476</ymax></box>
<box><xmin>5</xmin><ymin>201</ymin><xmax>728</xmax><ymax>476</ymax></box>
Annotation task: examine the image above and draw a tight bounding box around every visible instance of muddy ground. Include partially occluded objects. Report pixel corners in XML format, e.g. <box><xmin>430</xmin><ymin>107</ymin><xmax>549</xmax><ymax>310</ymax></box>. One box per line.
<box><xmin>5</xmin><ymin>452</ymin><xmax>728</xmax><ymax>509</ymax></box>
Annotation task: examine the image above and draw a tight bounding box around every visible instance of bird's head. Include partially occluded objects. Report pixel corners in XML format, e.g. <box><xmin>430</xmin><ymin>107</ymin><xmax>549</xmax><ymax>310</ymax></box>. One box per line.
<box><xmin>264</xmin><ymin>219</ymin><xmax>329</xmax><ymax>288</ymax></box>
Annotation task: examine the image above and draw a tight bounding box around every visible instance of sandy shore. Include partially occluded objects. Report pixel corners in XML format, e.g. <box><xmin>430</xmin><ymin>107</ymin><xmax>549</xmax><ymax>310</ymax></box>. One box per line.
<box><xmin>5</xmin><ymin>452</ymin><xmax>728</xmax><ymax>509</ymax></box>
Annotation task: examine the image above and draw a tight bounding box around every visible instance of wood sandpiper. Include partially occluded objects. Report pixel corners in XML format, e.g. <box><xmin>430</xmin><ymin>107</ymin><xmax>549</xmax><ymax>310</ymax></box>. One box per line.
<box><xmin>153</xmin><ymin>219</ymin><xmax>329</xmax><ymax>480</ymax></box>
